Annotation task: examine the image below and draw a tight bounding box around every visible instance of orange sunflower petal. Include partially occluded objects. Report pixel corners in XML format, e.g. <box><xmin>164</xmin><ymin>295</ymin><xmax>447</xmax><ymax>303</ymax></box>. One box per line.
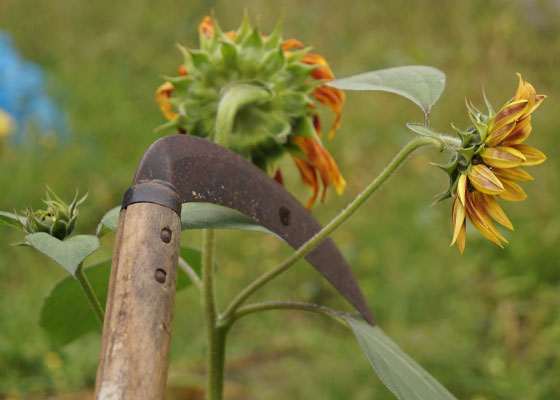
<box><xmin>312</xmin><ymin>86</ymin><xmax>345</xmax><ymax>139</ymax></box>
<box><xmin>178</xmin><ymin>64</ymin><xmax>189</xmax><ymax>76</ymax></box>
<box><xmin>497</xmin><ymin>178</ymin><xmax>527</xmax><ymax>202</ymax></box>
<box><xmin>225</xmin><ymin>30</ymin><xmax>237</xmax><ymax>41</ymax></box>
<box><xmin>468</xmin><ymin>164</ymin><xmax>505</xmax><ymax>195</ymax></box>
<box><xmin>465</xmin><ymin>191</ymin><xmax>507</xmax><ymax>248</ymax></box>
<box><xmin>478</xmin><ymin>193</ymin><xmax>514</xmax><ymax>230</ymax></box>
<box><xmin>156</xmin><ymin>82</ymin><xmax>178</xmax><ymax>121</ymax></box>
<box><xmin>293</xmin><ymin>136</ymin><xmax>346</xmax><ymax>202</ymax></box>
<box><xmin>282</xmin><ymin>39</ymin><xmax>305</xmax><ymax>51</ymax></box>
<box><xmin>293</xmin><ymin>156</ymin><xmax>319</xmax><ymax>209</ymax></box>
<box><xmin>492</xmin><ymin>167</ymin><xmax>534</xmax><ymax>182</ymax></box>
<box><xmin>199</xmin><ymin>16</ymin><xmax>214</xmax><ymax>39</ymax></box>
<box><xmin>479</xmin><ymin>146</ymin><xmax>526</xmax><ymax>169</ymax></box>
<box><xmin>302</xmin><ymin>53</ymin><xmax>335</xmax><ymax>81</ymax></box>
<box><xmin>510</xmin><ymin>144</ymin><xmax>547</xmax><ymax>166</ymax></box>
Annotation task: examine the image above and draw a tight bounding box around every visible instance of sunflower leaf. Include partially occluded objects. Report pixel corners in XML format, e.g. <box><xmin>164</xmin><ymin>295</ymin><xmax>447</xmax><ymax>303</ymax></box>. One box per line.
<box><xmin>97</xmin><ymin>203</ymin><xmax>278</xmax><ymax>238</ymax></box>
<box><xmin>329</xmin><ymin>66</ymin><xmax>446</xmax><ymax>117</ymax></box>
<box><xmin>344</xmin><ymin>315</ymin><xmax>458</xmax><ymax>400</ymax></box>
<box><xmin>39</xmin><ymin>247</ymin><xmax>202</xmax><ymax>345</ymax></box>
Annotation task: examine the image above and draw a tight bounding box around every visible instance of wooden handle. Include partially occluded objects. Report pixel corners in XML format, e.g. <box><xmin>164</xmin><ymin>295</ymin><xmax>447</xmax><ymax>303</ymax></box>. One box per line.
<box><xmin>95</xmin><ymin>202</ymin><xmax>181</xmax><ymax>400</ymax></box>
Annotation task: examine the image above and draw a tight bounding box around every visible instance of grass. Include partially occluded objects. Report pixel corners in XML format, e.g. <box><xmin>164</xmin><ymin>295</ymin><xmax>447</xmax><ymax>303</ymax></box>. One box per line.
<box><xmin>1</xmin><ymin>0</ymin><xmax>559</xmax><ymax>398</ymax></box>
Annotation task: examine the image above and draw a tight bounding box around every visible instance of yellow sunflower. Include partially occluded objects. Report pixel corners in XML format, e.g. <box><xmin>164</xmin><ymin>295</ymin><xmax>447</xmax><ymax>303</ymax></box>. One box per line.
<box><xmin>450</xmin><ymin>74</ymin><xmax>546</xmax><ymax>253</ymax></box>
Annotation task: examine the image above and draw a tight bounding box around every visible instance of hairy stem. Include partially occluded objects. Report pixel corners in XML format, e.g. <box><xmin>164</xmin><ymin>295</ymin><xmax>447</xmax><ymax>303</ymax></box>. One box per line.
<box><xmin>221</xmin><ymin>136</ymin><xmax>439</xmax><ymax>323</ymax></box>
<box><xmin>75</xmin><ymin>263</ymin><xmax>104</xmax><ymax>326</ymax></box>
<box><xmin>202</xmin><ymin>229</ymin><xmax>226</xmax><ymax>400</ymax></box>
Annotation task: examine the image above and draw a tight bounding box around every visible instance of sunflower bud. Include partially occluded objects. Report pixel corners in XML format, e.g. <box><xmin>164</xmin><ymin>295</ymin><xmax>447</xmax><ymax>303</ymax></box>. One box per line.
<box><xmin>23</xmin><ymin>186</ymin><xmax>87</xmax><ymax>240</ymax></box>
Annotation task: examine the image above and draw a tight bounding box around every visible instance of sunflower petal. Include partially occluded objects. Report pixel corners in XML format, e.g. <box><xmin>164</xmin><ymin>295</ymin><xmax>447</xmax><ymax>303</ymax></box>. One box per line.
<box><xmin>457</xmin><ymin>173</ymin><xmax>467</xmax><ymax>206</ymax></box>
<box><xmin>526</xmin><ymin>94</ymin><xmax>546</xmax><ymax>115</ymax></box>
<box><xmin>490</xmin><ymin>99</ymin><xmax>528</xmax><ymax>134</ymax></box>
<box><xmin>479</xmin><ymin>193</ymin><xmax>514</xmax><ymax>230</ymax></box>
<box><xmin>514</xmin><ymin>73</ymin><xmax>536</xmax><ymax>110</ymax></box>
<box><xmin>486</xmin><ymin>120</ymin><xmax>516</xmax><ymax>147</ymax></box>
<box><xmin>312</xmin><ymin>86</ymin><xmax>345</xmax><ymax>139</ymax></box>
<box><xmin>156</xmin><ymin>82</ymin><xmax>178</xmax><ymax>121</ymax></box>
<box><xmin>302</xmin><ymin>53</ymin><xmax>335</xmax><ymax>81</ymax></box>
<box><xmin>502</xmin><ymin>116</ymin><xmax>532</xmax><ymax>145</ymax></box>
<box><xmin>465</xmin><ymin>191</ymin><xmax>506</xmax><ymax>248</ymax></box>
<box><xmin>198</xmin><ymin>16</ymin><xmax>214</xmax><ymax>39</ymax></box>
<box><xmin>468</xmin><ymin>164</ymin><xmax>505</xmax><ymax>194</ymax></box>
<box><xmin>511</xmin><ymin>144</ymin><xmax>547</xmax><ymax>166</ymax></box>
<box><xmin>492</xmin><ymin>167</ymin><xmax>533</xmax><ymax>182</ymax></box>
<box><xmin>292</xmin><ymin>156</ymin><xmax>319</xmax><ymax>209</ymax></box>
<box><xmin>497</xmin><ymin>178</ymin><xmax>527</xmax><ymax>202</ymax></box>
<box><xmin>450</xmin><ymin>197</ymin><xmax>466</xmax><ymax>246</ymax></box>
<box><xmin>293</xmin><ymin>136</ymin><xmax>346</xmax><ymax>203</ymax></box>
<box><xmin>456</xmin><ymin>220</ymin><xmax>466</xmax><ymax>254</ymax></box>
<box><xmin>178</xmin><ymin>64</ymin><xmax>189</xmax><ymax>76</ymax></box>
<box><xmin>282</xmin><ymin>38</ymin><xmax>304</xmax><ymax>51</ymax></box>
<box><xmin>479</xmin><ymin>146</ymin><xmax>526</xmax><ymax>169</ymax></box>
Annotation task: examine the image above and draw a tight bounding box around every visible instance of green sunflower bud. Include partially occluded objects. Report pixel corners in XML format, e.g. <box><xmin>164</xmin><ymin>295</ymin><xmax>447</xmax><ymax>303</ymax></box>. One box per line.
<box><xmin>23</xmin><ymin>186</ymin><xmax>87</xmax><ymax>240</ymax></box>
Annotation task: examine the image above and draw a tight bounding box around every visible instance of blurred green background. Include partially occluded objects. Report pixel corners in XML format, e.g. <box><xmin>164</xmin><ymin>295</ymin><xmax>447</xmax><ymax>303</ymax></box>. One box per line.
<box><xmin>1</xmin><ymin>0</ymin><xmax>559</xmax><ymax>399</ymax></box>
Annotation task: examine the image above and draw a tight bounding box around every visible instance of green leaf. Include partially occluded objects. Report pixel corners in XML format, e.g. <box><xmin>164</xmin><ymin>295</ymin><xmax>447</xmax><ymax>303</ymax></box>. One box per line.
<box><xmin>98</xmin><ymin>203</ymin><xmax>277</xmax><ymax>238</ymax></box>
<box><xmin>40</xmin><ymin>248</ymin><xmax>202</xmax><ymax>345</ymax></box>
<box><xmin>344</xmin><ymin>316</ymin><xmax>457</xmax><ymax>400</ymax></box>
<box><xmin>329</xmin><ymin>66</ymin><xmax>446</xmax><ymax>117</ymax></box>
<box><xmin>0</xmin><ymin>211</ymin><xmax>27</xmax><ymax>231</ymax></box>
<box><xmin>96</xmin><ymin>206</ymin><xmax>120</xmax><ymax>236</ymax></box>
<box><xmin>181</xmin><ymin>203</ymin><xmax>278</xmax><ymax>238</ymax></box>
<box><xmin>25</xmin><ymin>233</ymin><xmax>100</xmax><ymax>277</ymax></box>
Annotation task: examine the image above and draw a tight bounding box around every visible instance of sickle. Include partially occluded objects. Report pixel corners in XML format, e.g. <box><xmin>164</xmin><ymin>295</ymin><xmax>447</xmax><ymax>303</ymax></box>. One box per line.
<box><xmin>95</xmin><ymin>134</ymin><xmax>373</xmax><ymax>399</ymax></box>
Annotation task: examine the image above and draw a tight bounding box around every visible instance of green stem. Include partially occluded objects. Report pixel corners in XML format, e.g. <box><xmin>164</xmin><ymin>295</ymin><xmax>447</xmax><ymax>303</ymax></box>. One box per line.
<box><xmin>221</xmin><ymin>136</ymin><xmax>439</xmax><ymax>323</ymax></box>
<box><xmin>232</xmin><ymin>301</ymin><xmax>348</xmax><ymax>328</ymax></box>
<box><xmin>178</xmin><ymin>256</ymin><xmax>202</xmax><ymax>293</ymax></box>
<box><xmin>75</xmin><ymin>263</ymin><xmax>104</xmax><ymax>325</ymax></box>
<box><xmin>202</xmin><ymin>229</ymin><xmax>226</xmax><ymax>400</ymax></box>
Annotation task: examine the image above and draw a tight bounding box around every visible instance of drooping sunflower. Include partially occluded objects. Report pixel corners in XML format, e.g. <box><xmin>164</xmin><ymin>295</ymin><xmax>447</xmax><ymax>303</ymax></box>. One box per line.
<box><xmin>447</xmin><ymin>74</ymin><xmax>546</xmax><ymax>253</ymax></box>
<box><xmin>156</xmin><ymin>15</ymin><xmax>346</xmax><ymax>208</ymax></box>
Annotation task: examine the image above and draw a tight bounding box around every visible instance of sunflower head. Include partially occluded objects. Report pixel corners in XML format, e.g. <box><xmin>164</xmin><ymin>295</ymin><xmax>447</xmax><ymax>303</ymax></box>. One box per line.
<box><xmin>156</xmin><ymin>14</ymin><xmax>346</xmax><ymax>208</ymax></box>
<box><xmin>435</xmin><ymin>74</ymin><xmax>546</xmax><ymax>253</ymax></box>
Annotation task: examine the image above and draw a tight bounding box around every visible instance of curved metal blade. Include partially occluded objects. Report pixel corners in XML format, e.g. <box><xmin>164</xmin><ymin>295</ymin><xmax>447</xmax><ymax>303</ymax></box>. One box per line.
<box><xmin>130</xmin><ymin>134</ymin><xmax>373</xmax><ymax>324</ymax></box>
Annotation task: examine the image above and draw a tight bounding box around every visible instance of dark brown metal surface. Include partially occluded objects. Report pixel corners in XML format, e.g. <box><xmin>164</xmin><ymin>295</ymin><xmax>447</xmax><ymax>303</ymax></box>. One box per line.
<box><xmin>126</xmin><ymin>134</ymin><xmax>374</xmax><ymax>324</ymax></box>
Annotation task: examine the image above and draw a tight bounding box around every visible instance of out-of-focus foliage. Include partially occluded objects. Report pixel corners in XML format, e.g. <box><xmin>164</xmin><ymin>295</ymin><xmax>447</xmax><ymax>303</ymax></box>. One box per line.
<box><xmin>0</xmin><ymin>0</ymin><xmax>558</xmax><ymax>399</ymax></box>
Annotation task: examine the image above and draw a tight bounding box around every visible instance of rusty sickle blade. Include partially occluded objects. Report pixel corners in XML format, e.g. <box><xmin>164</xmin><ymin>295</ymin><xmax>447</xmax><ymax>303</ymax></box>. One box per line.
<box><xmin>123</xmin><ymin>134</ymin><xmax>374</xmax><ymax>324</ymax></box>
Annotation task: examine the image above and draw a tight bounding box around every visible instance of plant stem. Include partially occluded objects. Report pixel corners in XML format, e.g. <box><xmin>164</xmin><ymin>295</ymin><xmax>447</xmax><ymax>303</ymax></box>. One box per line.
<box><xmin>232</xmin><ymin>301</ymin><xmax>348</xmax><ymax>327</ymax></box>
<box><xmin>75</xmin><ymin>263</ymin><xmax>104</xmax><ymax>325</ymax></box>
<box><xmin>221</xmin><ymin>136</ymin><xmax>439</xmax><ymax>323</ymax></box>
<box><xmin>202</xmin><ymin>229</ymin><xmax>226</xmax><ymax>400</ymax></box>
<box><xmin>178</xmin><ymin>256</ymin><xmax>202</xmax><ymax>292</ymax></box>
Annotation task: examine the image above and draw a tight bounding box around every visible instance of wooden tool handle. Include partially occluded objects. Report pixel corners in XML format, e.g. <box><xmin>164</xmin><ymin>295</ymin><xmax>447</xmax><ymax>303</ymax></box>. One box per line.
<box><xmin>95</xmin><ymin>202</ymin><xmax>181</xmax><ymax>400</ymax></box>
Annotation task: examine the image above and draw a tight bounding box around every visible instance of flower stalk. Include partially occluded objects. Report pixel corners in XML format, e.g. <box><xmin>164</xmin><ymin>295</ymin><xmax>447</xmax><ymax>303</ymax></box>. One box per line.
<box><xmin>75</xmin><ymin>263</ymin><xmax>104</xmax><ymax>326</ymax></box>
<box><xmin>201</xmin><ymin>228</ymin><xmax>227</xmax><ymax>400</ymax></box>
<box><xmin>220</xmin><ymin>135</ymin><xmax>440</xmax><ymax>325</ymax></box>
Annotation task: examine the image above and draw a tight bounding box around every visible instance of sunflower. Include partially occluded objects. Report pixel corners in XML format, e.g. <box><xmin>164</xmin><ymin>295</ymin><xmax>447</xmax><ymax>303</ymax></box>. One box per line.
<box><xmin>156</xmin><ymin>15</ymin><xmax>346</xmax><ymax>208</ymax></box>
<box><xmin>449</xmin><ymin>74</ymin><xmax>546</xmax><ymax>253</ymax></box>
